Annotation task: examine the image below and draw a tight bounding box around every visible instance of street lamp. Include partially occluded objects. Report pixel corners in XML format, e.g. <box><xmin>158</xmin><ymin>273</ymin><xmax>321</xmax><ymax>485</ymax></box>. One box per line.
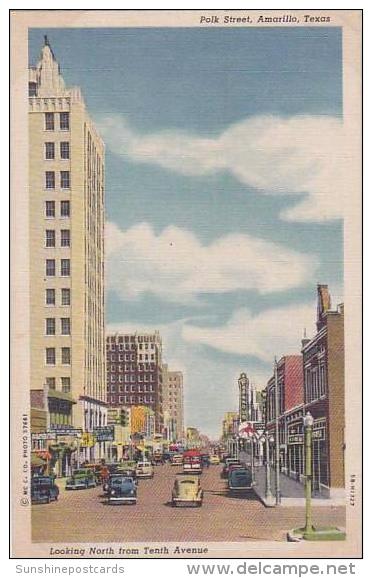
<box><xmin>264</xmin><ymin>432</ymin><xmax>275</xmax><ymax>507</ymax></box>
<box><xmin>303</xmin><ymin>411</ymin><xmax>314</xmax><ymax>537</ymax></box>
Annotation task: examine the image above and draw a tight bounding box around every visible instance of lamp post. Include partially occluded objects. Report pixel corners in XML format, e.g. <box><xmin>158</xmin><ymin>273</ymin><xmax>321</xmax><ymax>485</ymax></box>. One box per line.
<box><xmin>264</xmin><ymin>432</ymin><xmax>275</xmax><ymax>506</ymax></box>
<box><xmin>303</xmin><ymin>411</ymin><xmax>314</xmax><ymax>537</ymax></box>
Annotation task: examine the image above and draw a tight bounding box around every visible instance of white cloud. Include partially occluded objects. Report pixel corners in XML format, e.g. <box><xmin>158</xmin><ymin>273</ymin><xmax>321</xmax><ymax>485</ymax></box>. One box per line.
<box><xmin>182</xmin><ymin>303</ymin><xmax>316</xmax><ymax>363</ymax></box>
<box><xmin>106</xmin><ymin>221</ymin><xmax>317</xmax><ymax>304</ymax></box>
<box><xmin>98</xmin><ymin>114</ymin><xmax>354</xmax><ymax>222</ymax></box>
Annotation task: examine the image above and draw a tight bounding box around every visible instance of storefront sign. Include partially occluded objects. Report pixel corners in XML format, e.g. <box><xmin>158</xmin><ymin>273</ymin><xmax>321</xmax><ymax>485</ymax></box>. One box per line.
<box><xmin>32</xmin><ymin>432</ymin><xmax>57</xmax><ymax>441</ymax></box>
<box><xmin>80</xmin><ymin>433</ymin><xmax>95</xmax><ymax>447</ymax></box>
<box><xmin>93</xmin><ymin>426</ymin><xmax>114</xmax><ymax>442</ymax></box>
<box><xmin>49</xmin><ymin>425</ymin><xmax>83</xmax><ymax>436</ymax></box>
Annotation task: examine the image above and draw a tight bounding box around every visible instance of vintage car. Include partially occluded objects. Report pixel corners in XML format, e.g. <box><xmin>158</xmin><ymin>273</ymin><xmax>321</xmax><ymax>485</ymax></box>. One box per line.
<box><xmin>65</xmin><ymin>468</ymin><xmax>97</xmax><ymax>490</ymax></box>
<box><xmin>183</xmin><ymin>450</ymin><xmax>202</xmax><ymax>474</ymax></box>
<box><xmin>135</xmin><ymin>461</ymin><xmax>154</xmax><ymax>479</ymax></box>
<box><xmin>84</xmin><ymin>463</ymin><xmax>104</xmax><ymax>484</ymax></box>
<box><xmin>31</xmin><ymin>476</ymin><xmax>59</xmax><ymax>504</ymax></box>
<box><xmin>228</xmin><ymin>467</ymin><xmax>254</xmax><ymax>492</ymax></box>
<box><xmin>209</xmin><ymin>454</ymin><xmax>220</xmax><ymax>465</ymax></box>
<box><xmin>171</xmin><ymin>476</ymin><xmax>203</xmax><ymax>507</ymax></box>
<box><xmin>221</xmin><ymin>460</ymin><xmax>241</xmax><ymax>479</ymax></box>
<box><xmin>170</xmin><ymin>453</ymin><xmax>184</xmax><ymax>466</ymax></box>
<box><xmin>107</xmin><ymin>476</ymin><xmax>137</xmax><ymax>505</ymax></box>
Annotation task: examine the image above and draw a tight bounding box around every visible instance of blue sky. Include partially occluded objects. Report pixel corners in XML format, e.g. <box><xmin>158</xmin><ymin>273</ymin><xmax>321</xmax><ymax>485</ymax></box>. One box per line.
<box><xmin>29</xmin><ymin>27</ymin><xmax>344</xmax><ymax>438</ymax></box>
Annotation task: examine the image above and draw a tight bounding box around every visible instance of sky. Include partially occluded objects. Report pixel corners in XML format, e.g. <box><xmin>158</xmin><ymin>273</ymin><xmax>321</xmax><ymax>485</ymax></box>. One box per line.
<box><xmin>29</xmin><ymin>27</ymin><xmax>344</xmax><ymax>438</ymax></box>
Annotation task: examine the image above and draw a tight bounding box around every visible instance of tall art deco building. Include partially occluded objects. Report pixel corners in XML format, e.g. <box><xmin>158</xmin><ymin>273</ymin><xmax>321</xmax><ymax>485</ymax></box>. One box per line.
<box><xmin>28</xmin><ymin>38</ymin><xmax>107</xmax><ymax>440</ymax></box>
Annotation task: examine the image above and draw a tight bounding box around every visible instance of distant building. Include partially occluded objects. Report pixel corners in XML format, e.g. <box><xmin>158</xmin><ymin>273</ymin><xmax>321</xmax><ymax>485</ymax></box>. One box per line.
<box><xmin>162</xmin><ymin>364</ymin><xmax>185</xmax><ymax>442</ymax></box>
<box><xmin>106</xmin><ymin>332</ymin><xmax>163</xmax><ymax>433</ymax></box>
<box><xmin>221</xmin><ymin>411</ymin><xmax>239</xmax><ymax>440</ymax></box>
<box><xmin>301</xmin><ymin>285</ymin><xmax>345</xmax><ymax>497</ymax></box>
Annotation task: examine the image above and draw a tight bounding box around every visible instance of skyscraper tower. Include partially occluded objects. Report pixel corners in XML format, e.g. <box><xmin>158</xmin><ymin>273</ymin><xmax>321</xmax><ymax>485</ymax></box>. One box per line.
<box><xmin>28</xmin><ymin>38</ymin><xmax>107</xmax><ymax>454</ymax></box>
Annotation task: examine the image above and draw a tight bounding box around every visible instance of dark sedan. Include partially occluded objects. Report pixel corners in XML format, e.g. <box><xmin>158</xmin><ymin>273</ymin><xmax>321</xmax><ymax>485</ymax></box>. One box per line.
<box><xmin>31</xmin><ymin>476</ymin><xmax>59</xmax><ymax>504</ymax></box>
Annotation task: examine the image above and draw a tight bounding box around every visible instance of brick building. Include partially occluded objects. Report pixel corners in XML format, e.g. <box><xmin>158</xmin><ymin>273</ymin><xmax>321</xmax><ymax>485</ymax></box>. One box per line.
<box><xmin>266</xmin><ymin>355</ymin><xmax>304</xmax><ymax>479</ymax></box>
<box><xmin>106</xmin><ymin>332</ymin><xmax>163</xmax><ymax>433</ymax></box>
<box><xmin>301</xmin><ymin>285</ymin><xmax>345</xmax><ymax>497</ymax></box>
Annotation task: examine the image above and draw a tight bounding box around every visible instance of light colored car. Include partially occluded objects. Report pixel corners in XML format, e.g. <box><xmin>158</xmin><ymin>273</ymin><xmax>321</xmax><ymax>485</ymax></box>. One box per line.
<box><xmin>209</xmin><ymin>454</ymin><xmax>220</xmax><ymax>465</ymax></box>
<box><xmin>172</xmin><ymin>476</ymin><xmax>203</xmax><ymax>507</ymax></box>
<box><xmin>135</xmin><ymin>461</ymin><xmax>154</xmax><ymax>479</ymax></box>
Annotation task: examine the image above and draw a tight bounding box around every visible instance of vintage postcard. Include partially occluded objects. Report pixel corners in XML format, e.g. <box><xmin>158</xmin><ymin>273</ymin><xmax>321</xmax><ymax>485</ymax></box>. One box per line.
<box><xmin>10</xmin><ymin>9</ymin><xmax>362</xmax><ymax>559</ymax></box>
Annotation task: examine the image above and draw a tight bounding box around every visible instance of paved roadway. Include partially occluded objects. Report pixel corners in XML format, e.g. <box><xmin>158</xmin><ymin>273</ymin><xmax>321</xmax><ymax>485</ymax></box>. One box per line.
<box><xmin>32</xmin><ymin>463</ymin><xmax>345</xmax><ymax>543</ymax></box>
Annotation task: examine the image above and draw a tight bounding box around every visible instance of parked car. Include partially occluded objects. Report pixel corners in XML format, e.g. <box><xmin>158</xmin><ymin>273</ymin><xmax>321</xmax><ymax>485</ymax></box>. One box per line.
<box><xmin>107</xmin><ymin>476</ymin><xmax>137</xmax><ymax>505</ymax></box>
<box><xmin>31</xmin><ymin>476</ymin><xmax>59</xmax><ymax>504</ymax></box>
<box><xmin>228</xmin><ymin>467</ymin><xmax>254</xmax><ymax>492</ymax></box>
<box><xmin>171</xmin><ymin>476</ymin><xmax>203</xmax><ymax>507</ymax></box>
<box><xmin>221</xmin><ymin>461</ymin><xmax>241</xmax><ymax>479</ymax></box>
<box><xmin>136</xmin><ymin>461</ymin><xmax>154</xmax><ymax>479</ymax></box>
<box><xmin>209</xmin><ymin>454</ymin><xmax>220</xmax><ymax>465</ymax></box>
<box><xmin>65</xmin><ymin>468</ymin><xmax>97</xmax><ymax>490</ymax></box>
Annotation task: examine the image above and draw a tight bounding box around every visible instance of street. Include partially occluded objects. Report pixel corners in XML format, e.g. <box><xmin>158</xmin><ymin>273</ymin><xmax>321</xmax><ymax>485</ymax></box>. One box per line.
<box><xmin>32</xmin><ymin>464</ymin><xmax>345</xmax><ymax>543</ymax></box>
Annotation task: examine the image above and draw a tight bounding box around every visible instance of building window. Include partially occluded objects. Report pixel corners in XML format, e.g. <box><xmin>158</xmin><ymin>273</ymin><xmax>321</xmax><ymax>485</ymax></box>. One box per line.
<box><xmin>61</xmin><ymin>377</ymin><xmax>71</xmax><ymax>393</ymax></box>
<box><xmin>45</xmin><ymin>142</ymin><xmax>55</xmax><ymax>160</ymax></box>
<box><xmin>46</xmin><ymin>377</ymin><xmax>55</xmax><ymax>390</ymax></box>
<box><xmin>45</xmin><ymin>229</ymin><xmax>55</xmax><ymax>248</ymax></box>
<box><xmin>60</xmin><ymin>200</ymin><xmax>70</xmax><ymax>218</ymax></box>
<box><xmin>46</xmin><ymin>348</ymin><xmax>56</xmax><ymax>365</ymax></box>
<box><xmin>60</xmin><ymin>142</ymin><xmax>70</xmax><ymax>159</ymax></box>
<box><xmin>29</xmin><ymin>82</ymin><xmax>37</xmax><ymax>97</ymax></box>
<box><xmin>46</xmin><ymin>318</ymin><xmax>56</xmax><ymax>335</ymax></box>
<box><xmin>60</xmin><ymin>259</ymin><xmax>70</xmax><ymax>277</ymax></box>
<box><xmin>45</xmin><ymin>201</ymin><xmax>55</xmax><ymax>218</ymax></box>
<box><xmin>61</xmin><ymin>288</ymin><xmax>70</xmax><ymax>306</ymax></box>
<box><xmin>61</xmin><ymin>318</ymin><xmax>71</xmax><ymax>335</ymax></box>
<box><xmin>45</xmin><ymin>113</ymin><xmax>54</xmax><ymax>131</ymax></box>
<box><xmin>46</xmin><ymin>288</ymin><xmax>55</xmax><ymax>306</ymax></box>
<box><xmin>46</xmin><ymin>259</ymin><xmax>56</xmax><ymax>277</ymax></box>
<box><xmin>60</xmin><ymin>171</ymin><xmax>70</xmax><ymax>189</ymax></box>
<box><xmin>60</xmin><ymin>229</ymin><xmax>70</xmax><ymax>247</ymax></box>
<box><xmin>45</xmin><ymin>171</ymin><xmax>55</xmax><ymax>189</ymax></box>
<box><xmin>60</xmin><ymin>112</ymin><xmax>70</xmax><ymax>131</ymax></box>
<box><xmin>61</xmin><ymin>347</ymin><xmax>71</xmax><ymax>365</ymax></box>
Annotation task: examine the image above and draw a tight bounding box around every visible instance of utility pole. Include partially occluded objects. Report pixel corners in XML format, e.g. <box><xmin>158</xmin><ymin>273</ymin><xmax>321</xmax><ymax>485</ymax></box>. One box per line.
<box><xmin>274</xmin><ymin>357</ymin><xmax>281</xmax><ymax>505</ymax></box>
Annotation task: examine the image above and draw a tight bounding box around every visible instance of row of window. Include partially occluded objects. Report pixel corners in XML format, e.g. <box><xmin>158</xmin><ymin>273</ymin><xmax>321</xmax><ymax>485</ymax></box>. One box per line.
<box><xmin>46</xmin><ymin>376</ymin><xmax>71</xmax><ymax>393</ymax></box>
<box><xmin>109</xmin><ymin>395</ymin><xmax>155</xmax><ymax>404</ymax></box>
<box><xmin>45</xmin><ymin>170</ymin><xmax>70</xmax><ymax>189</ymax></box>
<box><xmin>45</xmin><ymin>200</ymin><xmax>70</xmax><ymax>218</ymax></box>
<box><xmin>45</xmin><ymin>229</ymin><xmax>70</xmax><ymax>247</ymax></box>
<box><xmin>106</xmin><ymin>342</ymin><xmax>156</xmax><ymax>351</ymax></box>
<box><xmin>46</xmin><ymin>347</ymin><xmax>70</xmax><ymax>365</ymax></box>
<box><xmin>108</xmin><ymin>363</ymin><xmax>156</xmax><ymax>372</ymax></box>
<box><xmin>109</xmin><ymin>384</ymin><xmax>155</xmax><ymax>392</ymax></box>
<box><xmin>110</xmin><ymin>374</ymin><xmax>155</xmax><ymax>383</ymax></box>
<box><xmin>46</xmin><ymin>288</ymin><xmax>70</xmax><ymax>306</ymax></box>
<box><xmin>44</xmin><ymin>112</ymin><xmax>70</xmax><ymax>132</ymax></box>
<box><xmin>107</xmin><ymin>353</ymin><xmax>156</xmax><ymax>362</ymax></box>
<box><xmin>46</xmin><ymin>259</ymin><xmax>70</xmax><ymax>277</ymax></box>
<box><xmin>45</xmin><ymin>141</ymin><xmax>70</xmax><ymax>160</ymax></box>
<box><xmin>305</xmin><ymin>364</ymin><xmax>326</xmax><ymax>403</ymax></box>
<box><xmin>46</xmin><ymin>317</ymin><xmax>71</xmax><ymax>336</ymax></box>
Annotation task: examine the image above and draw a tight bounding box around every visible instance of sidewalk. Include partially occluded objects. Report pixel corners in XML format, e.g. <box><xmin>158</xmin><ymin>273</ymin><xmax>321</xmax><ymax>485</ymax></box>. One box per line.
<box><xmin>251</xmin><ymin>466</ymin><xmax>345</xmax><ymax>508</ymax></box>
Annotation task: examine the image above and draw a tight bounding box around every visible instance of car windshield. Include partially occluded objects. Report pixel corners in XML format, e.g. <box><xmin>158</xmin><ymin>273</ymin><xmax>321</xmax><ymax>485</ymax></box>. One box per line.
<box><xmin>33</xmin><ymin>478</ymin><xmax>52</xmax><ymax>487</ymax></box>
<box><xmin>112</xmin><ymin>478</ymin><xmax>133</xmax><ymax>487</ymax></box>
